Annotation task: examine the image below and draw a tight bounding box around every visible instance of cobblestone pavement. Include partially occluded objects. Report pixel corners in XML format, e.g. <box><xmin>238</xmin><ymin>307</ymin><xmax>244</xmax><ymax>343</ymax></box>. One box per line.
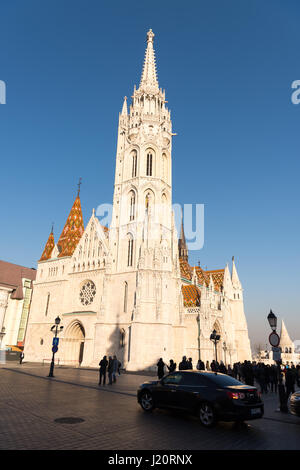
<box><xmin>0</xmin><ymin>362</ymin><xmax>300</xmax><ymax>450</ymax></box>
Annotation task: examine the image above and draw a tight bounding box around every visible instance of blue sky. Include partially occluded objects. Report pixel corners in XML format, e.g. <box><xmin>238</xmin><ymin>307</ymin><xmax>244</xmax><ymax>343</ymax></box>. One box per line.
<box><xmin>0</xmin><ymin>0</ymin><xmax>299</xmax><ymax>346</ymax></box>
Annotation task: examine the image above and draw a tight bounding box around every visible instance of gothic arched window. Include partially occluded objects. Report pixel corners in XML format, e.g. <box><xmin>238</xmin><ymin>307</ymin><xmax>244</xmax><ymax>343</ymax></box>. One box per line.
<box><xmin>124</xmin><ymin>282</ymin><xmax>128</xmax><ymax>312</ymax></box>
<box><xmin>127</xmin><ymin>236</ymin><xmax>134</xmax><ymax>267</ymax></box>
<box><xmin>129</xmin><ymin>191</ymin><xmax>135</xmax><ymax>221</ymax></box>
<box><xmin>132</xmin><ymin>151</ymin><xmax>137</xmax><ymax>177</ymax></box>
<box><xmin>146</xmin><ymin>151</ymin><xmax>153</xmax><ymax>176</ymax></box>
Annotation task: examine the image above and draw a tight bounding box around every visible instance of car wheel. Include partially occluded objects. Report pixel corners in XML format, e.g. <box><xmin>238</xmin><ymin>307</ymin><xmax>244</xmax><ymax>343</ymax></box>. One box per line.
<box><xmin>199</xmin><ymin>402</ymin><xmax>217</xmax><ymax>427</ymax></box>
<box><xmin>140</xmin><ymin>391</ymin><xmax>155</xmax><ymax>412</ymax></box>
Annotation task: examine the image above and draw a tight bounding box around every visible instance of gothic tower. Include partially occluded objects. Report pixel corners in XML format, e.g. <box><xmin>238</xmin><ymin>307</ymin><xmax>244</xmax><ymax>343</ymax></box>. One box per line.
<box><xmin>93</xmin><ymin>29</ymin><xmax>184</xmax><ymax>370</ymax></box>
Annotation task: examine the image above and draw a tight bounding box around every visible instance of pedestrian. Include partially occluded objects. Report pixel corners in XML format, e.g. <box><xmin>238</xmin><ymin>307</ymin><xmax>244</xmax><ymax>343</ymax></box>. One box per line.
<box><xmin>179</xmin><ymin>356</ymin><xmax>189</xmax><ymax>370</ymax></box>
<box><xmin>118</xmin><ymin>359</ymin><xmax>122</xmax><ymax>375</ymax></box>
<box><xmin>112</xmin><ymin>355</ymin><xmax>118</xmax><ymax>383</ymax></box>
<box><xmin>99</xmin><ymin>355</ymin><xmax>108</xmax><ymax>386</ymax></box>
<box><xmin>167</xmin><ymin>359</ymin><xmax>176</xmax><ymax>373</ymax></box>
<box><xmin>157</xmin><ymin>358</ymin><xmax>165</xmax><ymax>379</ymax></box>
<box><xmin>270</xmin><ymin>365</ymin><xmax>278</xmax><ymax>393</ymax></box>
<box><xmin>196</xmin><ymin>359</ymin><xmax>205</xmax><ymax>370</ymax></box>
<box><xmin>285</xmin><ymin>367</ymin><xmax>296</xmax><ymax>399</ymax></box>
<box><xmin>188</xmin><ymin>357</ymin><xmax>193</xmax><ymax>370</ymax></box>
<box><xmin>19</xmin><ymin>352</ymin><xmax>24</xmax><ymax>365</ymax></box>
<box><xmin>108</xmin><ymin>356</ymin><xmax>113</xmax><ymax>385</ymax></box>
<box><xmin>206</xmin><ymin>360</ymin><xmax>210</xmax><ymax>371</ymax></box>
<box><xmin>219</xmin><ymin>361</ymin><xmax>227</xmax><ymax>374</ymax></box>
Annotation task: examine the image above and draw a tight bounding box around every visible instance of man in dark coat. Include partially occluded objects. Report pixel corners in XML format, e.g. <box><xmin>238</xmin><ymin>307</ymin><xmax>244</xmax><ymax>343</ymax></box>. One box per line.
<box><xmin>99</xmin><ymin>355</ymin><xmax>108</xmax><ymax>386</ymax></box>
<box><xmin>19</xmin><ymin>352</ymin><xmax>24</xmax><ymax>365</ymax></box>
<box><xmin>167</xmin><ymin>359</ymin><xmax>176</xmax><ymax>373</ymax></box>
<box><xmin>285</xmin><ymin>367</ymin><xmax>296</xmax><ymax>399</ymax></box>
<box><xmin>179</xmin><ymin>356</ymin><xmax>189</xmax><ymax>370</ymax></box>
<box><xmin>157</xmin><ymin>358</ymin><xmax>165</xmax><ymax>379</ymax></box>
<box><xmin>107</xmin><ymin>356</ymin><xmax>114</xmax><ymax>384</ymax></box>
<box><xmin>188</xmin><ymin>358</ymin><xmax>193</xmax><ymax>370</ymax></box>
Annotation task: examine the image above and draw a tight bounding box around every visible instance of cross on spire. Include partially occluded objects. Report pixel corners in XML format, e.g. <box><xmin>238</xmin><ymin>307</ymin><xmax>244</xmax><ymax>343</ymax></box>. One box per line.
<box><xmin>77</xmin><ymin>177</ymin><xmax>82</xmax><ymax>197</ymax></box>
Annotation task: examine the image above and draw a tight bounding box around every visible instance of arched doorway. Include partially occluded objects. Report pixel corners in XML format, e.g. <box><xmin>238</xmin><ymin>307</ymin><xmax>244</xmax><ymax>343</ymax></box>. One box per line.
<box><xmin>63</xmin><ymin>320</ymin><xmax>85</xmax><ymax>366</ymax></box>
<box><xmin>212</xmin><ymin>321</ymin><xmax>223</xmax><ymax>364</ymax></box>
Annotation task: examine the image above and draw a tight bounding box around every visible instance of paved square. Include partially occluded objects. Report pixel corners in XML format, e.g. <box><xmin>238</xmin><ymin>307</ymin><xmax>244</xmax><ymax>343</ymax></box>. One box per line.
<box><xmin>1</xmin><ymin>363</ymin><xmax>300</xmax><ymax>450</ymax></box>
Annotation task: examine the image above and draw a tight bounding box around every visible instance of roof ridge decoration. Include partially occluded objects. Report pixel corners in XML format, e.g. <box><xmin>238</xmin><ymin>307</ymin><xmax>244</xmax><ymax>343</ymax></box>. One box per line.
<box><xmin>139</xmin><ymin>29</ymin><xmax>159</xmax><ymax>92</ymax></box>
<box><xmin>39</xmin><ymin>228</ymin><xmax>55</xmax><ymax>261</ymax></box>
<box><xmin>57</xmin><ymin>194</ymin><xmax>84</xmax><ymax>258</ymax></box>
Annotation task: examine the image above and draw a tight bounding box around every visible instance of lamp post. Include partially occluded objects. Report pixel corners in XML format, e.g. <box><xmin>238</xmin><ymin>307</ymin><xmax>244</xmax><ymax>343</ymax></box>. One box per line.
<box><xmin>223</xmin><ymin>341</ymin><xmax>227</xmax><ymax>365</ymax></box>
<box><xmin>266</xmin><ymin>310</ymin><xmax>288</xmax><ymax>412</ymax></box>
<box><xmin>0</xmin><ymin>326</ymin><xmax>5</xmax><ymax>349</ymax></box>
<box><xmin>197</xmin><ymin>314</ymin><xmax>201</xmax><ymax>362</ymax></box>
<box><xmin>210</xmin><ymin>329</ymin><xmax>220</xmax><ymax>363</ymax></box>
<box><xmin>48</xmin><ymin>316</ymin><xmax>63</xmax><ymax>378</ymax></box>
<box><xmin>267</xmin><ymin>310</ymin><xmax>277</xmax><ymax>331</ymax></box>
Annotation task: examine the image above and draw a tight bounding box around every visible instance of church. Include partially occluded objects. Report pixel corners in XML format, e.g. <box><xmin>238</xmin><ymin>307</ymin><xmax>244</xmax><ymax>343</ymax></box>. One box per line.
<box><xmin>24</xmin><ymin>30</ymin><xmax>252</xmax><ymax>370</ymax></box>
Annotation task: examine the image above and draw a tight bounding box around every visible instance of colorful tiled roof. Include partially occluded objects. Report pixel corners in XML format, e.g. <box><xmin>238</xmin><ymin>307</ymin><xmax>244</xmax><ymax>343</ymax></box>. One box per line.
<box><xmin>180</xmin><ymin>259</ymin><xmax>225</xmax><ymax>292</ymax></box>
<box><xmin>57</xmin><ymin>195</ymin><xmax>84</xmax><ymax>258</ymax></box>
<box><xmin>182</xmin><ymin>285</ymin><xmax>201</xmax><ymax>307</ymax></box>
<box><xmin>206</xmin><ymin>269</ymin><xmax>224</xmax><ymax>292</ymax></box>
<box><xmin>179</xmin><ymin>258</ymin><xmax>192</xmax><ymax>280</ymax></box>
<box><xmin>39</xmin><ymin>230</ymin><xmax>55</xmax><ymax>261</ymax></box>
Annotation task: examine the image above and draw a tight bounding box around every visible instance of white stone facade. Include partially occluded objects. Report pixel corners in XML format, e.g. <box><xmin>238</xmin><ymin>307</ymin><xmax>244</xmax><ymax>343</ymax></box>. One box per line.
<box><xmin>24</xmin><ymin>30</ymin><xmax>252</xmax><ymax>370</ymax></box>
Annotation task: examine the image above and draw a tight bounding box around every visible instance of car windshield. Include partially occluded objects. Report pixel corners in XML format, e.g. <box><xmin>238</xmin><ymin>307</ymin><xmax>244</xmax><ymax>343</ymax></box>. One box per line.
<box><xmin>205</xmin><ymin>373</ymin><xmax>244</xmax><ymax>387</ymax></box>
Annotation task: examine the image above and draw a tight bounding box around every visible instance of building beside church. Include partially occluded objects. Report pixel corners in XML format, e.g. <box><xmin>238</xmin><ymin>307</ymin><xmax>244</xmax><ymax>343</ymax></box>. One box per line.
<box><xmin>279</xmin><ymin>320</ymin><xmax>299</xmax><ymax>364</ymax></box>
<box><xmin>0</xmin><ymin>260</ymin><xmax>36</xmax><ymax>351</ymax></box>
<box><xmin>24</xmin><ymin>30</ymin><xmax>252</xmax><ymax>370</ymax></box>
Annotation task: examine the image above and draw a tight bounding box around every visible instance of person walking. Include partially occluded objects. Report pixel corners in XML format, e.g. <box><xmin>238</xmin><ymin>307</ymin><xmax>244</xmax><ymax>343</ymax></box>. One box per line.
<box><xmin>157</xmin><ymin>358</ymin><xmax>165</xmax><ymax>379</ymax></box>
<box><xmin>179</xmin><ymin>356</ymin><xmax>189</xmax><ymax>370</ymax></box>
<box><xmin>118</xmin><ymin>359</ymin><xmax>122</xmax><ymax>375</ymax></box>
<box><xmin>167</xmin><ymin>359</ymin><xmax>176</xmax><ymax>373</ymax></box>
<box><xmin>285</xmin><ymin>367</ymin><xmax>296</xmax><ymax>399</ymax></box>
<box><xmin>19</xmin><ymin>352</ymin><xmax>24</xmax><ymax>365</ymax></box>
<box><xmin>99</xmin><ymin>355</ymin><xmax>108</xmax><ymax>386</ymax></box>
<box><xmin>188</xmin><ymin>357</ymin><xmax>193</xmax><ymax>370</ymax></box>
<box><xmin>196</xmin><ymin>359</ymin><xmax>205</xmax><ymax>370</ymax></box>
<box><xmin>108</xmin><ymin>356</ymin><xmax>113</xmax><ymax>385</ymax></box>
<box><xmin>112</xmin><ymin>355</ymin><xmax>118</xmax><ymax>383</ymax></box>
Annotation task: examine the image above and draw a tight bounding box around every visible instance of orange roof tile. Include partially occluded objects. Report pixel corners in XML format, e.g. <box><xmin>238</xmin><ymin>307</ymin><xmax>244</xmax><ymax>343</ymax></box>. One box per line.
<box><xmin>57</xmin><ymin>195</ymin><xmax>84</xmax><ymax>258</ymax></box>
<box><xmin>39</xmin><ymin>231</ymin><xmax>55</xmax><ymax>261</ymax></box>
<box><xmin>182</xmin><ymin>285</ymin><xmax>201</xmax><ymax>307</ymax></box>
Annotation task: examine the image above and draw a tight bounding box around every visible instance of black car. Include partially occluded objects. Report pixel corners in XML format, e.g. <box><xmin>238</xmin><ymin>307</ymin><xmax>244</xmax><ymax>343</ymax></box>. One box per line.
<box><xmin>290</xmin><ymin>392</ymin><xmax>300</xmax><ymax>417</ymax></box>
<box><xmin>137</xmin><ymin>370</ymin><xmax>264</xmax><ymax>427</ymax></box>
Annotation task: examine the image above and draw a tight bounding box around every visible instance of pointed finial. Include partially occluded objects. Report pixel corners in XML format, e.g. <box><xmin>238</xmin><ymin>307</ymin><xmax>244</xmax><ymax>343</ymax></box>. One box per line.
<box><xmin>232</xmin><ymin>255</ymin><xmax>235</xmax><ymax>262</ymax></box>
<box><xmin>92</xmin><ymin>208</ymin><xmax>95</xmax><ymax>216</ymax></box>
<box><xmin>51</xmin><ymin>222</ymin><xmax>54</xmax><ymax>234</ymax></box>
<box><xmin>147</xmin><ymin>29</ymin><xmax>155</xmax><ymax>43</ymax></box>
<box><xmin>77</xmin><ymin>177</ymin><xmax>82</xmax><ymax>197</ymax></box>
<box><xmin>121</xmin><ymin>96</ymin><xmax>128</xmax><ymax>116</ymax></box>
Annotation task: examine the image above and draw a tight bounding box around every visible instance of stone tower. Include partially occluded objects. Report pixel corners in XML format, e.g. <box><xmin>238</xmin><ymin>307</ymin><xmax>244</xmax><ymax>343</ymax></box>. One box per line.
<box><xmin>93</xmin><ymin>29</ymin><xmax>184</xmax><ymax>370</ymax></box>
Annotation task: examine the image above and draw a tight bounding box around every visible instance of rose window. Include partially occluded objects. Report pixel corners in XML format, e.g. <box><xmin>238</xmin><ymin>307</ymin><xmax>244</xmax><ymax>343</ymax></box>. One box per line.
<box><xmin>80</xmin><ymin>280</ymin><xmax>96</xmax><ymax>305</ymax></box>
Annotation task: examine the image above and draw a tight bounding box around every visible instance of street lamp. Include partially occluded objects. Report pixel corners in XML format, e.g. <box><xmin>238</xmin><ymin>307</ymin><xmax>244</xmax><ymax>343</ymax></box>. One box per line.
<box><xmin>48</xmin><ymin>316</ymin><xmax>63</xmax><ymax>378</ymax></box>
<box><xmin>267</xmin><ymin>310</ymin><xmax>277</xmax><ymax>331</ymax></box>
<box><xmin>266</xmin><ymin>310</ymin><xmax>288</xmax><ymax>412</ymax></box>
<box><xmin>0</xmin><ymin>327</ymin><xmax>5</xmax><ymax>349</ymax></box>
<box><xmin>223</xmin><ymin>341</ymin><xmax>227</xmax><ymax>365</ymax></box>
<box><xmin>210</xmin><ymin>329</ymin><xmax>220</xmax><ymax>363</ymax></box>
<box><xmin>197</xmin><ymin>314</ymin><xmax>201</xmax><ymax>362</ymax></box>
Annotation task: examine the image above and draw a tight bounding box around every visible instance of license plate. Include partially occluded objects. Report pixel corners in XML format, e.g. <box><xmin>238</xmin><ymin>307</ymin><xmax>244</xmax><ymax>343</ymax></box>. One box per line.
<box><xmin>251</xmin><ymin>408</ymin><xmax>261</xmax><ymax>415</ymax></box>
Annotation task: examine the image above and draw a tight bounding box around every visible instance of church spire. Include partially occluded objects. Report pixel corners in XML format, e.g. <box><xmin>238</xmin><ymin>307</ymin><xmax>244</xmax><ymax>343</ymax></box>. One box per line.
<box><xmin>139</xmin><ymin>29</ymin><xmax>159</xmax><ymax>91</ymax></box>
<box><xmin>121</xmin><ymin>96</ymin><xmax>128</xmax><ymax>115</ymax></box>
<box><xmin>39</xmin><ymin>225</ymin><xmax>55</xmax><ymax>261</ymax></box>
<box><xmin>57</xmin><ymin>187</ymin><xmax>84</xmax><ymax>258</ymax></box>
<box><xmin>178</xmin><ymin>210</ymin><xmax>188</xmax><ymax>262</ymax></box>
